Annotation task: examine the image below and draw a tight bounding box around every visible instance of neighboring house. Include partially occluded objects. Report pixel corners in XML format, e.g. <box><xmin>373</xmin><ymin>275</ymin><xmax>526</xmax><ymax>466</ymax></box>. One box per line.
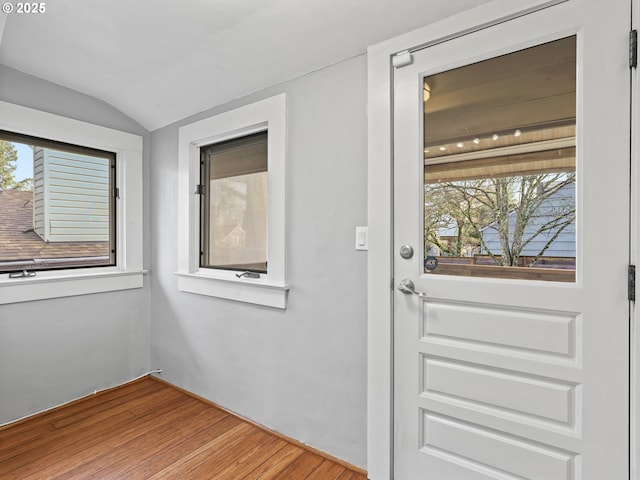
<box><xmin>480</xmin><ymin>182</ymin><xmax>576</xmax><ymax>258</ymax></box>
<box><xmin>437</xmin><ymin>225</ymin><xmax>458</xmax><ymax>247</ymax></box>
<box><xmin>429</xmin><ymin>226</ymin><xmax>477</xmax><ymax>257</ymax></box>
<box><xmin>33</xmin><ymin>147</ymin><xmax>111</xmax><ymax>243</ymax></box>
<box><xmin>0</xmin><ymin>189</ymin><xmax>109</xmax><ymax>269</ymax></box>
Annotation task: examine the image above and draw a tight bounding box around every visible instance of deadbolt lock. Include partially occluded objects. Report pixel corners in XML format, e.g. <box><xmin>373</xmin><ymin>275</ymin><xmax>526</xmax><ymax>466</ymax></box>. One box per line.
<box><xmin>399</xmin><ymin>244</ymin><xmax>414</xmax><ymax>259</ymax></box>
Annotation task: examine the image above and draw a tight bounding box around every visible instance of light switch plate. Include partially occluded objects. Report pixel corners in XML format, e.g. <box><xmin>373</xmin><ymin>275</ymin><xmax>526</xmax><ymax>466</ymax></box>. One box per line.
<box><xmin>355</xmin><ymin>226</ymin><xmax>368</xmax><ymax>251</ymax></box>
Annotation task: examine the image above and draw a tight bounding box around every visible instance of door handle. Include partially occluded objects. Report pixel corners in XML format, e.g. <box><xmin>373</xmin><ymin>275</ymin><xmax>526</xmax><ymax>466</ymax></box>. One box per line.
<box><xmin>397</xmin><ymin>279</ymin><xmax>427</xmax><ymax>298</ymax></box>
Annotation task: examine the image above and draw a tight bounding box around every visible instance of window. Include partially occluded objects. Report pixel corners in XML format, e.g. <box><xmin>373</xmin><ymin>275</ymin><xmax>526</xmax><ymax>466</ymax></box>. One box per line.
<box><xmin>422</xmin><ymin>36</ymin><xmax>576</xmax><ymax>282</ymax></box>
<box><xmin>0</xmin><ymin>131</ymin><xmax>117</xmax><ymax>273</ymax></box>
<box><xmin>0</xmin><ymin>101</ymin><xmax>143</xmax><ymax>304</ymax></box>
<box><xmin>200</xmin><ymin>132</ymin><xmax>268</xmax><ymax>274</ymax></box>
<box><xmin>177</xmin><ymin>94</ymin><xmax>288</xmax><ymax>308</ymax></box>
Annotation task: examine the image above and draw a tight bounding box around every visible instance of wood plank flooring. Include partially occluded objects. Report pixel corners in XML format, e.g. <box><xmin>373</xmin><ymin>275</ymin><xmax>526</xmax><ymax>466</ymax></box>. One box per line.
<box><xmin>0</xmin><ymin>377</ymin><xmax>367</xmax><ymax>480</ymax></box>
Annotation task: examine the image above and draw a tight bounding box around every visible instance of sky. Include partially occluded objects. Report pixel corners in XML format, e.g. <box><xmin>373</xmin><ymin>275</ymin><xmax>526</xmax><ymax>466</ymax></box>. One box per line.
<box><xmin>11</xmin><ymin>142</ymin><xmax>33</xmax><ymax>182</ymax></box>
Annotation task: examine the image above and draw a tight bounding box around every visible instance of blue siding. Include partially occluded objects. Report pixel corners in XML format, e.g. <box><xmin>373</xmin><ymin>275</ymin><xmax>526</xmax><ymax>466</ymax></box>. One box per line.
<box><xmin>33</xmin><ymin>147</ymin><xmax>110</xmax><ymax>242</ymax></box>
<box><xmin>481</xmin><ymin>183</ymin><xmax>575</xmax><ymax>257</ymax></box>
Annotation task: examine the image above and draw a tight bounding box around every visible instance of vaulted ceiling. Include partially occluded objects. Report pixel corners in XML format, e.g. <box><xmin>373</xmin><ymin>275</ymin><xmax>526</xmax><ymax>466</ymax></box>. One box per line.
<box><xmin>0</xmin><ymin>0</ymin><xmax>490</xmax><ymax>131</ymax></box>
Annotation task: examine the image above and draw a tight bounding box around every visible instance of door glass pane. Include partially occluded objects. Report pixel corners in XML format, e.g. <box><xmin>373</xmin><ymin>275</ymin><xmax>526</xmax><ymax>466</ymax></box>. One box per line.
<box><xmin>423</xmin><ymin>36</ymin><xmax>576</xmax><ymax>282</ymax></box>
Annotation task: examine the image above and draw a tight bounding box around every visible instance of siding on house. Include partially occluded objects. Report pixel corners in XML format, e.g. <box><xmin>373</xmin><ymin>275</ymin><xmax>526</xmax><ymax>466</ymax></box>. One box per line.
<box><xmin>481</xmin><ymin>182</ymin><xmax>576</xmax><ymax>258</ymax></box>
<box><xmin>33</xmin><ymin>147</ymin><xmax>111</xmax><ymax>242</ymax></box>
<box><xmin>33</xmin><ymin>147</ymin><xmax>45</xmax><ymax>239</ymax></box>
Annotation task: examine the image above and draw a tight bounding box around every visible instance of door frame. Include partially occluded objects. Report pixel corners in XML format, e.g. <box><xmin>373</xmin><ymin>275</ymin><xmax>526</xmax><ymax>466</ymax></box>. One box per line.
<box><xmin>366</xmin><ymin>0</ymin><xmax>637</xmax><ymax>478</ymax></box>
<box><xmin>631</xmin><ymin>0</ymin><xmax>639</xmax><ymax>478</ymax></box>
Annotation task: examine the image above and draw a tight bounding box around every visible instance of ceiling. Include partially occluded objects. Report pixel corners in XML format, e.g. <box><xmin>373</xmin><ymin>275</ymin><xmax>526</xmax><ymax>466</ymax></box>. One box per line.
<box><xmin>0</xmin><ymin>0</ymin><xmax>490</xmax><ymax>131</ymax></box>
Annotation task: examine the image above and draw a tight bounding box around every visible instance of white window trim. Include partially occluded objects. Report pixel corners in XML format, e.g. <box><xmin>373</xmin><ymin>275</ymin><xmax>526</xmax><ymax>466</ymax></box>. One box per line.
<box><xmin>176</xmin><ymin>94</ymin><xmax>288</xmax><ymax>309</ymax></box>
<box><xmin>0</xmin><ymin>101</ymin><xmax>144</xmax><ymax>304</ymax></box>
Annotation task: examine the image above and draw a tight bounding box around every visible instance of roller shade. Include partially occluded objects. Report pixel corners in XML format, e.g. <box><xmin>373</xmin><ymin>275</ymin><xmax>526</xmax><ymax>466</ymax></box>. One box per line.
<box><xmin>202</xmin><ymin>131</ymin><xmax>267</xmax><ymax>180</ymax></box>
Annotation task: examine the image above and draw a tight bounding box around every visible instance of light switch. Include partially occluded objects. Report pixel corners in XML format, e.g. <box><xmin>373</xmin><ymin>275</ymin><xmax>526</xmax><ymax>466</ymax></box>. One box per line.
<box><xmin>355</xmin><ymin>226</ymin><xmax>368</xmax><ymax>251</ymax></box>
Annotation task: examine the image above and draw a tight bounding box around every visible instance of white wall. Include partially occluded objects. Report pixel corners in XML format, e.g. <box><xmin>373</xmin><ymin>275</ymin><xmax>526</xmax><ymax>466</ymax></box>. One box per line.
<box><xmin>150</xmin><ymin>56</ymin><xmax>368</xmax><ymax>467</ymax></box>
<box><xmin>0</xmin><ymin>65</ymin><xmax>151</xmax><ymax>424</ymax></box>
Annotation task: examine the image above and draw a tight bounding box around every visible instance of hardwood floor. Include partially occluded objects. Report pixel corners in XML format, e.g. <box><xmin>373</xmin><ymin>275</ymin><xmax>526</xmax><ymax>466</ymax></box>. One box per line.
<box><xmin>0</xmin><ymin>377</ymin><xmax>367</xmax><ymax>480</ymax></box>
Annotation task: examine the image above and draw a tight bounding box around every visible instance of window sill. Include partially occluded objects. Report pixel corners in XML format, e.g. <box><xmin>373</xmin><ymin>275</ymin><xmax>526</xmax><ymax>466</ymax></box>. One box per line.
<box><xmin>175</xmin><ymin>271</ymin><xmax>289</xmax><ymax>309</ymax></box>
<box><xmin>0</xmin><ymin>269</ymin><xmax>144</xmax><ymax>305</ymax></box>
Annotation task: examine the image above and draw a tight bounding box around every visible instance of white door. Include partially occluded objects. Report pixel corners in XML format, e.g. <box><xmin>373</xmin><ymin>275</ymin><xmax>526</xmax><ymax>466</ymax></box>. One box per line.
<box><xmin>393</xmin><ymin>1</ymin><xmax>630</xmax><ymax>479</ymax></box>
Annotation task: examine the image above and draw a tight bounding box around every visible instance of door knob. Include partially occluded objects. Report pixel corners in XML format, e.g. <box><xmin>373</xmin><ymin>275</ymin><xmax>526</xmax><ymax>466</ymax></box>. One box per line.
<box><xmin>397</xmin><ymin>279</ymin><xmax>427</xmax><ymax>298</ymax></box>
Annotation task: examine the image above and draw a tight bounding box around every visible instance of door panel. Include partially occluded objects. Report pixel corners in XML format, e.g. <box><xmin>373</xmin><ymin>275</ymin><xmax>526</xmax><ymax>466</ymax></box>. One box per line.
<box><xmin>393</xmin><ymin>1</ymin><xmax>630</xmax><ymax>479</ymax></box>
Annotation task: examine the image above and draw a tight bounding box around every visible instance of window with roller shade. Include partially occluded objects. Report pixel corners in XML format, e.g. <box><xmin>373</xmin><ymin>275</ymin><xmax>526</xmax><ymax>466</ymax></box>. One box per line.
<box><xmin>199</xmin><ymin>131</ymin><xmax>268</xmax><ymax>273</ymax></box>
<box><xmin>177</xmin><ymin>94</ymin><xmax>287</xmax><ymax>308</ymax></box>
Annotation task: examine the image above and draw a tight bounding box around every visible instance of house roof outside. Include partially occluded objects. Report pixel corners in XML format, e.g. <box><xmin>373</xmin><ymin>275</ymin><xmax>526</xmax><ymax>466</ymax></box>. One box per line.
<box><xmin>0</xmin><ymin>189</ymin><xmax>109</xmax><ymax>270</ymax></box>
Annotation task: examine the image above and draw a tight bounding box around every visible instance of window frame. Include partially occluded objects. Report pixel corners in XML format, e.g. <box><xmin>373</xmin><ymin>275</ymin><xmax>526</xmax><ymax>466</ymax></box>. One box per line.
<box><xmin>176</xmin><ymin>94</ymin><xmax>288</xmax><ymax>309</ymax></box>
<box><xmin>199</xmin><ymin>131</ymin><xmax>268</xmax><ymax>274</ymax></box>
<box><xmin>0</xmin><ymin>130</ymin><xmax>118</xmax><ymax>273</ymax></box>
<box><xmin>0</xmin><ymin>101</ymin><xmax>144</xmax><ymax>304</ymax></box>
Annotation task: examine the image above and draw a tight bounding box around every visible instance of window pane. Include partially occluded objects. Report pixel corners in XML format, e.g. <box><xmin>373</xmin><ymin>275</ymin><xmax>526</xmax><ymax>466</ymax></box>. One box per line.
<box><xmin>423</xmin><ymin>36</ymin><xmax>576</xmax><ymax>281</ymax></box>
<box><xmin>201</xmin><ymin>132</ymin><xmax>268</xmax><ymax>273</ymax></box>
<box><xmin>0</xmin><ymin>132</ymin><xmax>116</xmax><ymax>273</ymax></box>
